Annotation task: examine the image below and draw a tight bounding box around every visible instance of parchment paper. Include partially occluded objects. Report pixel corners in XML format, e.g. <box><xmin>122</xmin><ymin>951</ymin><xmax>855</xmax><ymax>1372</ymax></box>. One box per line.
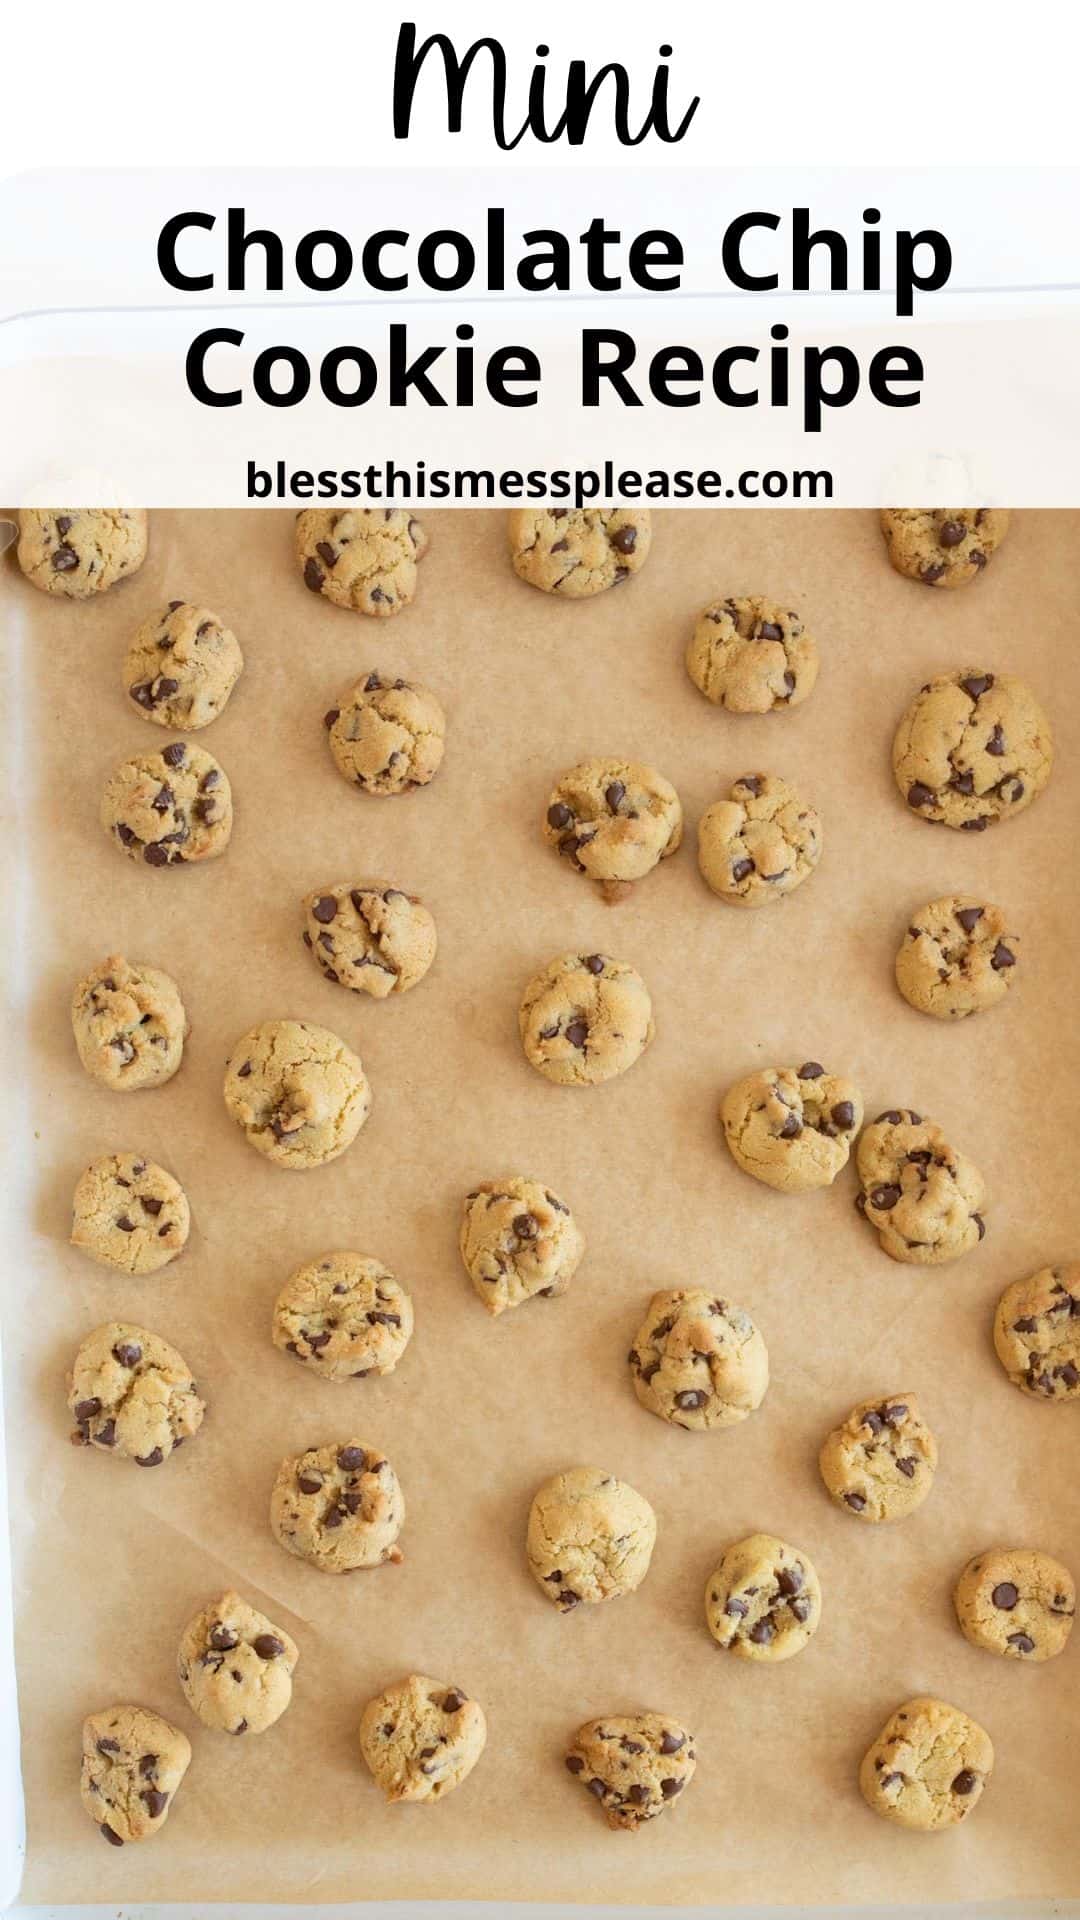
<box><xmin>3</xmin><ymin>508</ymin><xmax>1078</xmax><ymax>1907</ymax></box>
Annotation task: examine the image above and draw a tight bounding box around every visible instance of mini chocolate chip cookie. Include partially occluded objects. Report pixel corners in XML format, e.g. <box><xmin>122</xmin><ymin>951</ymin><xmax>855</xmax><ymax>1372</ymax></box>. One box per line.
<box><xmin>685</xmin><ymin>595</ymin><xmax>819</xmax><ymax>713</ymax></box>
<box><xmin>71</xmin><ymin>954</ymin><xmax>188</xmax><ymax>1091</ymax></box>
<box><xmin>993</xmin><ymin>1265</ymin><xmax>1080</xmax><ymax>1400</ymax></box>
<box><xmin>954</xmin><ymin>1548</ymin><xmax>1075</xmax><ymax>1661</ymax></box>
<box><xmin>101</xmin><ymin>741</ymin><xmax>232</xmax><ymax>867</ymax></box>
<box><xmin>819</xmin><ymin>1393</ymin><xmax>938</xmax><ymax>1522</ymax></box>
<box><xmin>629</xmin><ymin>1289</ymin><xmax>769</xmax><ymax>1431</ymax></box>
<box><xmin>18</xmin><ymin>509</ymin><xmax>148</xmax><ymax>597</ymax></box>
<box><xmin>360</xmin><ymin>1674</ymin><xmax>487</xmax><ymax>1803</ymax></box>
<box><xmin>859</xmin><ymin>1697</ymin><xmax>993</xmax><ymax>1831</ymax></box>
<box><xmin>272</xmin><ymin>1251</ymin><xmax>414</xmax><ymax>1379</ymax></box>
<box><xmin>178</xmin><ymin>1591</ymin><xmax>299</xmax><ymax>1733</ymax></box>
<box><xmin>543</xmin><ymin>758</ymin><xmax>682</xmax><ymax>898</ymax></box>
<box><xmin>223</xmin><ymin>1020</ymin><xmax>371</xmax><ymax>1169</ymax></box>
<box><xmin>855</xmin><ymin>1109</ymin><xmax>986</xmax><ymax>1263</ymax></box>
<box><xmin>80</xmin><ymin>1704</ymin><xmax>190</xmax><ymax>1846</ymax></box>
<box><xmin>123</xmin><ymin>601</ymin><xmax>243</xmax><ymax>728</ymax></box>
<box><xmin>70</xmin><ymin>1152</ymin><xmax>190</xmax><ymax>1275</ymax></box>
<box><xmin>720</xmin><ymin>1063</ymin><xmax>863</xmax><ymax>1193</ymax></box>
<box><xmin>896</xmin><ymin>898</ymin><xmax>1020</xmax><ymax>1019</ymax></box>
<box><xmin>459</xmin><ymin>1177</ymin><xmax>585</xmax><ymax>1316</ymax></box>
<box><xmin>526</xmin><ymin>1465</ymin><xmax>656</xmax><ymax>1610</ymax></box>
<box><xmin>892</xmin><ymin>670</ymin><xmax>1053</xmax><ymax>831</ymax></box>
<box><xmin>302</xmin><ymin>883</ymin><xmax>437</xmax><ymax>996</ymax></box>
<box><xmin>519</xmin><ymin>951</ymin><xmax>654</xmax><ymax>1087</ymax></box>
<box><xmin>565</xmin><ymin>1713</ymin><xmax>696</xmax><ymax>1829</ymax></box>
<box><xmin>324</xmin><ymin>671</ymin><xmax>445</xmax><ymax>794</ymax></box>
<box><xmin>269</xmin><ymin>1440</ymin><xmax>404</xmax><ymax>1571</ymax></box>
<box><xmin>698</xmin><ymin>773</ymin><xmax>822</xmax><ymax>907</ymax></box>
<box><xmin>68</xmin><ymin>1322</ymin><xmax>205</xmax><ymax>1466</ymax></box>
<box><xmin>880</xmin><ymin>508</ymin><xmax>1010</xmax><ymax>588</ymax></box>
<box><xmin>508</xmin><ymin>508</ymin><xmax>650</xmax><ymax>596</ymax></box>
<box><xmin>705</xmin><ymin>1534</ymin><xmax>821</xmax><ymax>1661</ymax></box>
<box><xmin>297</xmin><ymin>507</ymin><xmax>428</xmax><ymax>614</ymax></box>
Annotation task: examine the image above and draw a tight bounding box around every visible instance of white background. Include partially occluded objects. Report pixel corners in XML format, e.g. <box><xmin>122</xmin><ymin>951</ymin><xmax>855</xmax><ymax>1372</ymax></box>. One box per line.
<box><xmin>1</xmin><ymin>2</ymin><xmax>1078</xmax><ymax>1912</ymax></box>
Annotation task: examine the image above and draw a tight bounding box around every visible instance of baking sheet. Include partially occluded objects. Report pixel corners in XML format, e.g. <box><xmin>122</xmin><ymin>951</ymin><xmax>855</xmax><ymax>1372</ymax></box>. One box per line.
<box><xmin>3</xmin><ymin>507</ymin><xmax>1078</xmax><ymax>1908</ymax></box>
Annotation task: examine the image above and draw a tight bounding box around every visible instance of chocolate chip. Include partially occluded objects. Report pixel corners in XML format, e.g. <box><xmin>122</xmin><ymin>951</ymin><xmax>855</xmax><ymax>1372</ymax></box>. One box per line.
<box><xmin>111</xmin><ymin>1342</ymin><xmax>141</xmax><ymax>1367</ymax></box>
<box><xmin>896</xmin><ymin>1457</ymin><xmax>917</xmax><ymax>1478</ymax></box>
<box><xmin>660</xmin><ymin>1730</ymin><xmax>685</xmax><ymax>1754</ymax></box>
<box><xmin>725</xmin><ymin>1596</ymin><xmax>748</xmax><ymax>1618</ymax></box>
<box><xmin>583</xmin><ymin>954</ymin><xmax>605</xmax><ymax>975</ymax></box>
<box><xmin>776</xmin><ymin>1566</ymin><xmax>803</xmax><ymax>1597</ymax></box>
<box><xmin>304</xmin><ymin>557</ymin><xmax>325</xmax><ymax>592</ymax></box>
<box><xmin>844</xmin><ymin>1492</ymin><xmax>866</xmax><ymax>1511</ymax></box>
<box><xmin>736</xmin><ymin>774</ymin><xmax>763</xmax><ymax>795</ymax></box>
<box><xmin>210</xmin><ymin>1623</ymin><xmax>239</xmax><ymax>1650</ymax></box>
<box><xmin>952</xmin><ymin>1770</ymin><xmax>978</xmax><ymax>1795</ymax></box>
<box><xmin>748</xmin><ymin>1618</ymin><xmax>775</xmax><ymax>1644</ymax></box>
<box><xmin>869</xmin><ymin>1184</ymin><xmax>901</xmax><ymax>1210</ymax></box>
<box><xmin>96</xmin><ymin>1420</ymin><xmax>116</xmax><ymax>1447</ymax></box>
<box><xmin>789</xmin><ymin>1595</ymin><xmax>812</xmax><ymax>1622</ymax></box>
<box><xmin>547</xmin><ymin>802</ymin><xmax>572</xmax><ymax>830</ymax></box>
<box><xmin>586</xmin><ymin>1776</ymin><xmax>607</xmax><ymax>1800</ymax></box>
<box><xmin>757</xmin><ymin>620</ymin><xmax>783</xmax><ymax>641</ymax></box>
<box><xmin>625</xmin><ymin>1783</ymin><xmax>649</xmax><ymax>1805</ymax></box>
<box><xmin>961</xmin><ymin>674</ymin><xmax>993</xmax><ymax>700</ymax></box>
<box><xmin>135</xmin><ymin>1448</ymin><xmax>164</xmax><ymax>1467</ymax></box>
<box><xmin>74</xmin><ymin>1397</ymin><xmax>101</xmax><ymax>1423</ymax></box>
<box><xmin>52</xmin><ymin>545</ymin><xmax>79</xmax><ymax>572</ymax></box>
<box><xmin>674</xmin><ymin>1390</ymin><xmax>708</xmax><ymax>1410</ymax></box>
<box><xmin>323</xmin><ymin>708</ymin><xmax>340</xmax><ymax>729</ymax></box>
<box><xmin>986</xmin><ymin>723</ymin><xmax>1006</xmax><ymax>755</ymax></box>
<box><xmin>731</xmin><ymin>858</ymin><xmax>755</xmax><ymax>882</ymax></box>
<box><xmin>612</xmin><ymin>526</ymin><xmax>637</xmax><ymax>554</ymax></box>
<box><xmin>831</xmin><ymin>1101</ymin><xmax>855</xmax><ymax>1128</ymax></box>
<box><xmin>311</xmin><ymin>896</ymin><xmax>338</xmax><ymax>925</ymax></box>
<box><xmin>565</xmin><ymin>1754</ymin><xmax>585</xmax><ymax>1774</ymax></box>
<box><xmin>991</xmin><ymin>1582</ymin><xmax>1019</xmax><ymax>1610</ymax></box>
<box><xmin>907</xmin><ymin>782</ymin><xmax>935</xmax><ymax>809</ymax></box>
<box><xmin>254</xmin><ymin>1634</ymin><xmax>285</xmax><ymax>1659</ymax></box>
<box><xmin>97</xmin><ymin>1737</ymin><xmax>121</xmax><ymax>1754</ymax></box>
<box><xmin>938</xmin><ymin>519</ymin><xmax>966</xmax><ymax>547</ymax></box>
<box><xmin>991</xmin><ymin>941</ymin><xmax>1016</xmax><ymax>971</ymax></box>
<box><xmin>974</xmin><ymin>1213</ymin><xmax>986</xmax><ymax>1240</ymax></box>
<box><xmin>604</xmin><ymin>780</ymin><xmax>626</xmax><ymax>811</ymax></box>
<box><xmin>1007</xmin><ymin>1632</ymin><xmax>1035</xmax><ymax>1653</ymax></box>
<box><xmin>949</xmin><ymin>769</ymin><xmax>975</xmax><ymax>794</ymax></box>
<box><xmin>513</xmin><ymin>1213</ymin><xmax>539</xmax><ymax>1240</ymax></box>
<box><xmin>660</xmin><ymin>1776</ymin><xmax>684</xmax><ymax>1797</ymax></box>
<box><xmin>955</xmin><ymin>906</ymin><xmax>984</xmax><ymax>933</ymax></box>
<box><xmin>100</xmin><ymin>1823</ymin><xmax>124</xmax><ymax>1846</ymax></box>
<box><xmin>441</xmin><ymin>1689</ymin><xmax>466</xmax><ymax>1713</ymax></box>
<box><xmin>565</xmin><ymin>1019</ymin><xmax>588</xmax><ymax>1049</ymax></box>
<box><xmin>141</xmin><ymin>1788</ymin><xmax>168</xmax><ymax>1818</ymax></box>
<box><xmin>779</xmin><ymin>1112</ymin><xmax>802</xmax><ymax>1139</ymax></box>
<box><xmin>297</xmin><ymin>1474</ymin><xmax>323</xmax><ymax>1494</ymax></box>
<box><xmin>798</xmin><ymin>1061</ymin><xmax>824</xmax><ymax>1079</ymax></box>
<box><xmin>162</xmin><ymin>742</ymin><xmax>186</xmax><ymax>768</ymax></box>
<box><xmin>338</xmin><ymin>1445</ymin><xmax>366</xmax><ymax>1471</ymax></box>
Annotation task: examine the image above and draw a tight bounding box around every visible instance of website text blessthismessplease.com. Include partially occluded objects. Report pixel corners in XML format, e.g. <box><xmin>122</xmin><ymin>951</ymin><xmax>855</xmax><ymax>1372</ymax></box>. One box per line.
<box><xmin>247</xmin><ymin>460</ymin><xmax>834</xmax><ymax>507</ymax></box>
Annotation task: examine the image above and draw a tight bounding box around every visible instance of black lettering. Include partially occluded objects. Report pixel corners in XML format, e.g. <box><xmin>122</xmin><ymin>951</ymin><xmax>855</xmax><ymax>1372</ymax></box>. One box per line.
<box><xmin>722</xmin><ymin>213</ymin><xmax>779</xmax><ymax>291</ymax></box>
<box><xmin>896</xmin><ymin>228</ymin><xmax>952</xmax><ymax>317</ymax></box>
<box><xmin>581</xmin><ymin>330</ymin><xmax>641</xmax><ymax>405</ymax></box>
<box><xmin>320</xmin><ymin>346</ymin><xmax>378</xmax><ymax>406</ymax></box>
<box><xmin>253</xmin><ymin>345</ymin><xmax>310</xmax><ymax>407</ymax></box>
<box><xmin>186</xmin><ymin>327</ymin><xmax>242</xmax><ymax>406</ymax></box>
<box><xmin>389</xmin><ymin>323</ymin><xmax>446</xmax><ymax>405</ymax></box>
<box><xmin>296</xmin><ymin>229</ymin><xmax>354</xmax><ymax>292</ymax></box>
<box><xmin>803</xmin><ymin>345</ymin><xmax>859</xmax><ymax>431</ymax></box>
<box><xmin>158</xmin><ymin>211</ymin><xmax>215</xmax><ymax>292</ymax></box>
<box><xmin>486</xmin><ymin>345</ymin><xmax>541</xmax><ymax>406</ymax></box>
<box><xmin>227</xmin><ymin>208</ymin><xmax>284</xmax><ymax>292</ymax></box>
<box><xmin>868</xmin><ymin>346</ymin><xmax>923</xmax><ymax>405</ymax></box>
